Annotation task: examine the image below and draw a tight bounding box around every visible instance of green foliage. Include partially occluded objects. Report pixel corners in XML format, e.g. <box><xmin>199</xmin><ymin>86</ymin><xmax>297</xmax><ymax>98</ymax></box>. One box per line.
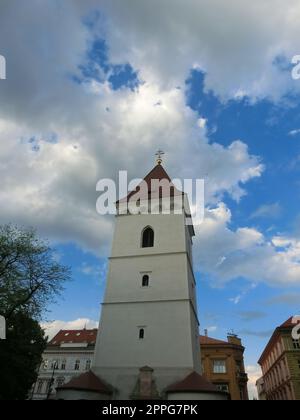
<box><xmin>0</xmin><ymin>312</ymin><xmax>47</xmax><ymax>400</ymax></box>
<box><xmin>0</xmin><ymin>224</ymin><xmax>71</xmax><ymax>320</ymax></box>
<box><xmin>0</xmin><ymin>224</ymin><xmax>71</xmax><ymax>399</ymax></box>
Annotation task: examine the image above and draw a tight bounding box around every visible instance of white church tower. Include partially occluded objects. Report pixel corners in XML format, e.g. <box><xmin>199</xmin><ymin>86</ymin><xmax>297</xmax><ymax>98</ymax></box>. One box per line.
<box><xmin>57</xmin><ymin>153</ymin><xmax>226</xmax><ymax>400</ymax></box>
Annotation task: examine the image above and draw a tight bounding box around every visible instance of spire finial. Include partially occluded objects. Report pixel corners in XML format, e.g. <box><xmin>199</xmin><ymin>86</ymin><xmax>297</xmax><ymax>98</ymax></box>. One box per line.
<box><xmin>155</xmin><ymin>149</ymin><xmax>165</xmax><ymax>165</ymax></box>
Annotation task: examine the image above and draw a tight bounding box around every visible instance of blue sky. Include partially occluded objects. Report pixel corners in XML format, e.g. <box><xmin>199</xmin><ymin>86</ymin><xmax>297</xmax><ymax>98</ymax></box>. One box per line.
<box><xmin>1</xmin><ymin>0</ymin><xmax>300</xmax><ymax>398</ymax></box>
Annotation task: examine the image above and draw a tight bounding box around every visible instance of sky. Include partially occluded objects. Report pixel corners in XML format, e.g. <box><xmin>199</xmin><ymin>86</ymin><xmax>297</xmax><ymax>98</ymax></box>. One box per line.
<box><xmin>1</xmin><ymin>0</ymin><xmax>300</xmax><ymax>399</ymax></box>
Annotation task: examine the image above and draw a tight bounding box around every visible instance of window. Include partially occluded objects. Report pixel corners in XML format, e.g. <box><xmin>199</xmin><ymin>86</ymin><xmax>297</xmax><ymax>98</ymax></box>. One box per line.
<box><xmin>142</xmin><ymin>227</ymin><xmax>154</xmax><ymax>248</ymax></box>
<box><xmin>74</xmin><ymin>359</ymin><xmax>80</xmax><ymax>370</ymax></box>
<box><xmin>139</xmin><ymin>328</ymin><xmax>145</xmax><ymax>339</ymax></box>
<box><xmin>51</xmin><ymin>360</ymin><xmax>58</xmax><ymax>370</ymax></box>
<box><xmin>61</xmin><ymin>359</ymin><xmax>66</xmax><ymax>370</ymax></box>
<box><xmin>214</xmin><ymin>383</ymin><xmax>229</xmax><ymax>393</ymax></box>
<box><xmin>236</xmin><ymin>360</ymin><xmax>243</xmax><ymax>373</ymax></box>
<box><xmin>86</xmin><ymin>359</ymin><xmax>91</xmax><ymax>371</ymax></box>
<box><xmin>142</xmin><ymin>274</ymin><xmax>149</xmax><ymax>287</ymax></box>
<box><xmin>46</xmin><ymin>379</ymin><xmax>52</xmax><ymax>394</ymax></box>
<box><xmin>37</xmin><ymin>380</ymin><xmax>43</xmax><ymax>394</ymax></box>
<box><xmin>213</xmin><ymin>360</ymin><xmax>226</xmax><ymax>374</ymax></box>
<box><xmin>292</xmin><ymin>339</ymin><xmax>300</xmax><ymax>349</ymax></box>
<box><xmin>56</xmin><ymin>377</ymin><xmax>65</xmax><ymax>387</ymax></box>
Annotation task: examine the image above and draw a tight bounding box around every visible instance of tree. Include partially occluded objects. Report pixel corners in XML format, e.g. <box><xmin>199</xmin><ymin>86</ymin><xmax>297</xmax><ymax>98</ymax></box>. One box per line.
<box><xmin>0</xmin><ymin>312</ymin><xmax>47</xmax><ymax>400</ymax></box>
<box><xmin>0</xmin><ymin>224</ymin><xmax>71</xmax><ymax>399</ymax></box>
<box><xmin>0</xmin><ymin>224</ymin><xmax>71</xmax><ymax>320</ymax></box>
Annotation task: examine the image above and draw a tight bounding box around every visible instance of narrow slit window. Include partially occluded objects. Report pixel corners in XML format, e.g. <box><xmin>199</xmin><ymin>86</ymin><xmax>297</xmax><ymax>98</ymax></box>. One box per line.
<box><xmin>139</xmin><ymin>328</ymin><xmax>145</xmax><ymax>339</ymax></box>
<box><xmin>142</xmin><ymin>274</ymin><xmax>149</xmax><ymax>287</ymax></box>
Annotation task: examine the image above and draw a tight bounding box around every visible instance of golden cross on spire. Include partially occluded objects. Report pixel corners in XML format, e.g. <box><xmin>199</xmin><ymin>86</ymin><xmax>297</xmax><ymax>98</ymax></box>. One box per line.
<box><xmin>155</xmin><ymin>149</ymin><xmax>165</xmax><ymax>165</ymax></box>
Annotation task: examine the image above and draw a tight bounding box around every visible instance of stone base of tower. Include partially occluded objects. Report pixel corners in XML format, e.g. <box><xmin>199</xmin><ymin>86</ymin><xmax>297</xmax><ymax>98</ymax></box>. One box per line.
<box><xmin>56</xmin><ymin>368</ymin><xmax>228</xmax><ymax>400</ymax></box>
<box><xmin>91</xmin><ymin>366</ymin><xmax>192</xmax><ymax>400</ymax></box>
<box><xmin>90</xmin><ymin>367</ymin><xmax>229</xmax><ymax>400</ymax></box>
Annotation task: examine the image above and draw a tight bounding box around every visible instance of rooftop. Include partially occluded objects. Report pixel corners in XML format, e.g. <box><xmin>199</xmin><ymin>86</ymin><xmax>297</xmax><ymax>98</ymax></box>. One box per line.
<box><xmin>117</xmin><ymin>163</ymin><xmax>183</xmax><ymax>203</ymax></box>
<box><xmin>165</xmin><ymin>371</ymin><xmax>224</xmax><ymax>394</ymax></box>
<box><xmin>258</xmin><ymin>316</ymin><xmax>299</xmax><ymax>365</ymax></box>
<box><xmin>48</xmin><ymin>328</ymin><xmax>98</xmax><ymax>346</ymax></box>
<box><xmin>57</xmin><ymin>370</ymin><xmax>113</xmax><ymax>395</ymax></box>
<box><xmin>200</xmin><ymin>335</ymin><xmax>229</xmax><ymax>346</ymax></box>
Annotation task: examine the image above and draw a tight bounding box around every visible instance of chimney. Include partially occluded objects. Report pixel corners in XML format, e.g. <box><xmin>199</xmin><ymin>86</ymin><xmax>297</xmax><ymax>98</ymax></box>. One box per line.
<box><xmin>227</xmin><ymin>333</ymin><xmax>242</xmax><ymax>346</ymax></box>
<box><xmin>204</xmin><ymin>329</ymin><xmax>208</xmax><ymax>337</ymax></box>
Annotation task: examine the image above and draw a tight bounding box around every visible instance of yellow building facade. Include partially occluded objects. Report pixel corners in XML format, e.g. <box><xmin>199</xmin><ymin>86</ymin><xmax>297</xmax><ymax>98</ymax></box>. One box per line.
<box><xmin>200</xmin><ymin>333</ymin><xmax>249</xmax><ymax>400</ymax></box>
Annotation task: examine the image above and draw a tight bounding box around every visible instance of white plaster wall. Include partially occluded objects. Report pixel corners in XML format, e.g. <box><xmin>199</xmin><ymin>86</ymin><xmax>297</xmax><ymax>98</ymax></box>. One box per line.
<box><xmin>56</xmin><ymin>389</ymin><xmax>109</xmax><ymax>400</ymax></box>
<box><xmin>105</xmin><ymin>254</ymin><xmax>190</xmax><ymax>303</ymax></box>
<box><xmin>111</xmin><ymin>213</ymin><xmax>187</xmax><ymax>258</ymax></box>
<box><xmin>93</xmin><ymin>204</ymin><xmax>201</xmax><ymax>399</ymax></box>
<box><xmin>94</xmin><ymin>300</ymin><xmax>196</xmax><ymax>369</ymax></box>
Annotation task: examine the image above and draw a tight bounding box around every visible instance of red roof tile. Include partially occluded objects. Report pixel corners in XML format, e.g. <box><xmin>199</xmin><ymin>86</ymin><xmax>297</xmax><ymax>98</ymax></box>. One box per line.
<box><xmin>48</xmin><ymin>328</ymin><xmax>98</xmax><ymax>345</ymax></box>
<box><xmin>279</xmin><ymin>316</ymin><xmax>297</xmax><ymax>328</ymax></box>
<box><xmin>57</xmin><ymin>371</ymin><xmax>112</xmax><ymax>394</ymax></box>
<box><xmin>166</xmin><ymin>371</ymin><xmax>220</xmax><ymax>394</ymax></box>
<box><xmin>199</xmin><ymin>335</ymin><xmax>229</xmax><ymax>346</ymax></box>
<box><xmin>117</xmin><ymin>164</ymin><xmax>183</xmax><ymax>203</ymax></box>
<box><xmin>258</xmin><ymin>316</ymin><xmax>299</xmax><ymax>365</ymax></box>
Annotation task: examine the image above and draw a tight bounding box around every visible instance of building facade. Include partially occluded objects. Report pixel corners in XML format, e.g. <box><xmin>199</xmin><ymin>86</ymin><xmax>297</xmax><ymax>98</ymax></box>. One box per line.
<box><xmin>31</xmin><ymin>328</ymin><xmax>97</xmax><ymax>400</ymax></box>
<box><xmin>200</xmin><ymin>333</ymin><xmax>249</xmax><ymax>400</ymax></box>
<box><xmin>57</xmin><ymin>159</ymin><xmax>227</xmax><ymax>400</ymax></box>
<box><xmin>258</xmin><ymin>317</ymin><xmax>300</xmax><ymax>400</ymax></box>
<box><xmin>256</xmin><ymin>377</ymin><xmax>267</xmax><ymax>400</ymax></box>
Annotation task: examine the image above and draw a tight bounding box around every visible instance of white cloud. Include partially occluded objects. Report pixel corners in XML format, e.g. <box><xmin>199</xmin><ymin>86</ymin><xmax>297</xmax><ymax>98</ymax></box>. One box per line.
<box><xmin>0</xmin><ymin>80</ymin><xmax>263</xmax><ymax>253</ymax></box>
<box><xmin>0</xmin><ymin>0</ymin><xmax>299</xmax><ymax>290</ymax></box>
<box><xmin>206</xmin><ymin>326</ymin><xmax>217</xmax><ymax>333</ymax></box>
<box><xmin>194</xmin><ymin>203</ymin><xmax>300</xmax><ymax>286</ymax></box>
<box><xmin>98</xmin><ymin>0</ymin><xmax>300</xmax><ymax>102</ymax></box>
<box><xmin>41</xmin><ymin>318</ymin><xmax>98</xmax><ymax>340</ymax></box>
<box><xmin>246</xmin><ymin>365</ymin><xmax>261</xmax><ymax>400</ymax></box>
<box><xmin>250</xmin><ymin>202</ymin><xmax>282</xmax><ymax>220</ymax></box>
<box><xmin>289</xmin><ymin>128</ymin><xmax>300</xmax><ymax>136</ymax></box>
<box><xmin>229</xmin><ymin>295</ymin><xmax>242</xmax><ymax>305</ymax></box>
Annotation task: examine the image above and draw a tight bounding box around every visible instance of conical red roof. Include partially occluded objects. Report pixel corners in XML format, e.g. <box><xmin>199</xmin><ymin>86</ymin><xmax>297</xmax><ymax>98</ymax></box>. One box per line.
<box><xmin>57</xmin><ymin>371</ymin><xmax>113</xmax><ymax>395</ymax></box>
<box><xmin>166</xmin><ymin>371</ymin><xmax>220</xmax><ymax>394</ymax></box>
<box><xmin>117</xmin><ymin>164</ymin><xmax>183</xmax><ymax>203</ymax></box>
